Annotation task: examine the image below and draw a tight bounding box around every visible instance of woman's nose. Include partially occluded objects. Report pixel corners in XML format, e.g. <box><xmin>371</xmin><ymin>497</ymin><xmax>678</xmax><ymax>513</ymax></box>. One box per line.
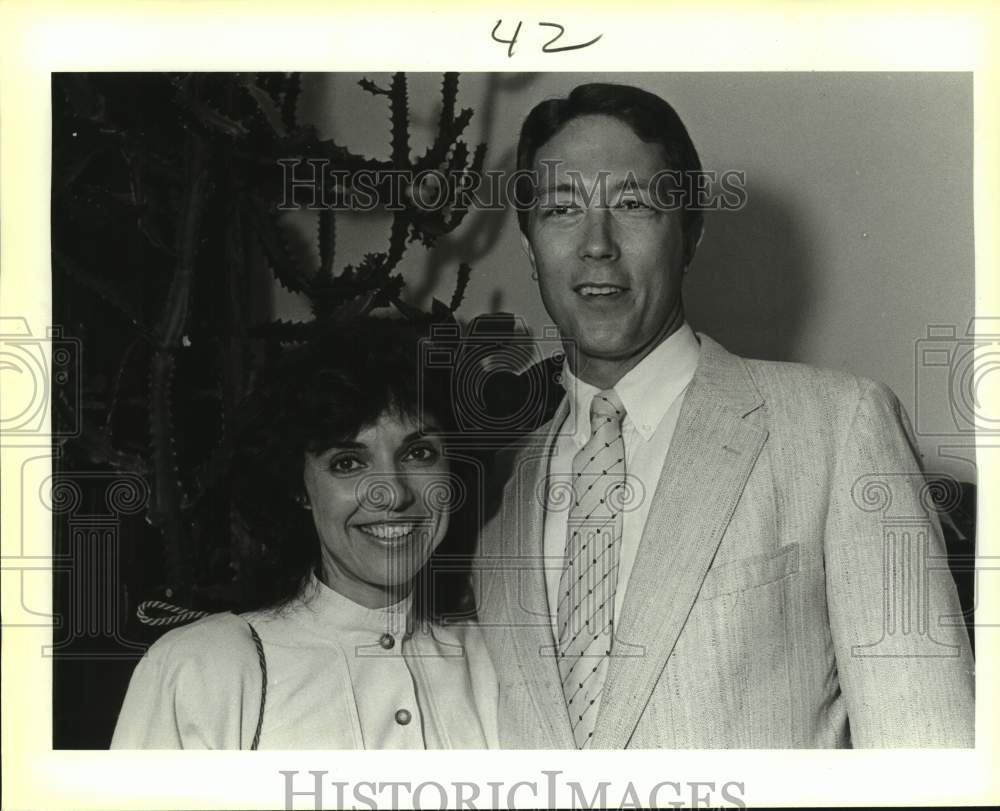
<box><xmin>362</xmin><ymin>470</ymin><xmax>416</xmax><ymax>513</ymax></box>
<box><xmin>579</xmin><ymin>208</ymin><xmax>619</xmax><ymax>261</ymax></box>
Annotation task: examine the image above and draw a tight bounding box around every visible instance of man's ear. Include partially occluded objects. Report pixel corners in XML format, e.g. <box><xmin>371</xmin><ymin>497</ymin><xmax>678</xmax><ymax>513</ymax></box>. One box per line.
<box><xmin>519</xmin><ymin>228</ymin><xmax>537</xmax><ymax>274</ymax></box>
<box><xmin>683</xmin><ymin>219</ymin><xmax>705</xmax><ymax>271</ymax></box>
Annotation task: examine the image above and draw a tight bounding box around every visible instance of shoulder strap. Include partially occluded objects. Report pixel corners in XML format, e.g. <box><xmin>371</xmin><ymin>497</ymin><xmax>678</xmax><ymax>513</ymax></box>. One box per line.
<box><xmin>246</xmin><ymin>621</ymin><xmax>267</xmax><ymax>750</ymax></box>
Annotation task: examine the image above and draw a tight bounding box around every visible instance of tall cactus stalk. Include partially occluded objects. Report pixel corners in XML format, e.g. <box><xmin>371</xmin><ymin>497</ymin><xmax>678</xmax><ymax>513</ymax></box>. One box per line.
<box><xmin>52</xmin><ymin>71</ymin><xmax>487</xmax><ymax>607</ymax></box>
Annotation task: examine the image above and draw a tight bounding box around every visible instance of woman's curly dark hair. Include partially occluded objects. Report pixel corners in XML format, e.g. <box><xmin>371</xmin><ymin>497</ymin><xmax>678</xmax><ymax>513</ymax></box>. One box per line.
<box><xmin>230</xmin><ymin>316</ymin><xmax>474</xmax><ymax>623</ymax></box>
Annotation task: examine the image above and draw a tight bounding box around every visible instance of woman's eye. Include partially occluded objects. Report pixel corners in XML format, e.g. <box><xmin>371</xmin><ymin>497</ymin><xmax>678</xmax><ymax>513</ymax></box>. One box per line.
<box><xmin>328</xmin><ymin>455</ymin><xmax>364</xmax><ymax>474</ymax></box>
<box><xmin>404</xmin><ymin>443</ymin><xmax>440</xmax><ymax>464</ymax></box>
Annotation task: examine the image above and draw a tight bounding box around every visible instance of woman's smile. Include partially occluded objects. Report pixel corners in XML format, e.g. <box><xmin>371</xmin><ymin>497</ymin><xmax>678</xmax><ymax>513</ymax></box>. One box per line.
<box><xmin>354</xmin><ymin>520</ymin><xmax>433</xmax><ymax>543</ymax></box>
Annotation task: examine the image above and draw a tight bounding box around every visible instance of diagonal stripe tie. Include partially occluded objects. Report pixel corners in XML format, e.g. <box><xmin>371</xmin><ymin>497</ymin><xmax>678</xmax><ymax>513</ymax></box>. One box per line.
<box><xmin>557</xmin><ymin>388</ymin><xmax>626</xmax><ymax>749</ymax></box>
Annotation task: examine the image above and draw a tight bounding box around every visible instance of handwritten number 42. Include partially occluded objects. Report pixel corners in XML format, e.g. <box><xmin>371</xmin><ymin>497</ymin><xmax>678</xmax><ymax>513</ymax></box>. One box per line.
<box><xmin>492</xmin><ymin>20</ymin><xmax>603</xmax><ymax>57</ymax></box>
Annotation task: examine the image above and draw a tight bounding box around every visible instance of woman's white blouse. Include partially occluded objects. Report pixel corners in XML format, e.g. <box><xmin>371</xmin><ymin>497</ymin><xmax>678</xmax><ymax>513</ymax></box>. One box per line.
<box><xmin>111</xmin><ymin>575</ymin><xmax>499</xmax><ymax>749</ymax></box>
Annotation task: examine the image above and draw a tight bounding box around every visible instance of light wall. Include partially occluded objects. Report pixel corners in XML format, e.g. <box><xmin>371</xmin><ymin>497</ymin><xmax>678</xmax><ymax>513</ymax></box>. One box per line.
<box><xmin>278</xmin><ymin>72</ymin><xmax>975</xmax><ymax>481</ymax></box>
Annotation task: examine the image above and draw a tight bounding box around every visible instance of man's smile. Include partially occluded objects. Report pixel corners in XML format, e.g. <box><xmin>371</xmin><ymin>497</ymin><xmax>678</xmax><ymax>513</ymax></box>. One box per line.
<box><xmin>574</xmin><ymin>283</ymin><xmax>629</xmax><ymax>298</ymax></box>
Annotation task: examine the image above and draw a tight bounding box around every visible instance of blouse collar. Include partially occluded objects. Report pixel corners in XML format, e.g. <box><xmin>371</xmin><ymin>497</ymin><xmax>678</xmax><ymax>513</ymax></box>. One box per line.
<box><xmin>294</xmin><ymin>570</ymin><xmax>413</xmax><ymax>639</ymax></box>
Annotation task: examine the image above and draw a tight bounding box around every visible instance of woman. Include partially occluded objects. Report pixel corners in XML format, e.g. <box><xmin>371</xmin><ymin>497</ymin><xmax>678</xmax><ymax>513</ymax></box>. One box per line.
<box><xmin>111</xmin><ymin>317</ymin><xmax>498</xmax><ymax>749</ymax></box>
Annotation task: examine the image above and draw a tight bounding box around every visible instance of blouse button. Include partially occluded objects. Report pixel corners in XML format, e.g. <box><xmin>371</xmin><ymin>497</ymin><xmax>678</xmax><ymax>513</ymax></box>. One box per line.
<box><xmin>379</xmin><ymin>633</ymin><xmax>395</xmax><ymax>650</ymax></box>
<box><xmin>394</xmin><ymin>709</ymin><xmax>412</xmax><ymax>726</ymax></box>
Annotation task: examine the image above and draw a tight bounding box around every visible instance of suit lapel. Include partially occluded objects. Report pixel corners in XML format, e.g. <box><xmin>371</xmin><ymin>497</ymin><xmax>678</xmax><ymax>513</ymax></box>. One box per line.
<box><xmin>591</xmin><ymin>335</ymin><xmax>769</xmax><ymax>748</ymax></box>
<box><xmin>498</xmin><ymin>399</ymin><xmax>576</xmax><ymax>748</ymax></box>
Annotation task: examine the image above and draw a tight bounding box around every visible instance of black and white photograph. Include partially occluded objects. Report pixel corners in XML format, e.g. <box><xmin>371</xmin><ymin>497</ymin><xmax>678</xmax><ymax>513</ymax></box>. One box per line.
<box><xmin>2</xmin><ymin>4</ymin><xmax>998</xmax><ymax>810</ymax></box>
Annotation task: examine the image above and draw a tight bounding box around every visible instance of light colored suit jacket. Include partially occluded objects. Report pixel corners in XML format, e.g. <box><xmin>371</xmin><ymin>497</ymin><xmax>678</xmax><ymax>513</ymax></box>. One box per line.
<box><xmin>475</xmin><ymin>334</ymin><xmax>974</xmax><ymax>748</ymax></box>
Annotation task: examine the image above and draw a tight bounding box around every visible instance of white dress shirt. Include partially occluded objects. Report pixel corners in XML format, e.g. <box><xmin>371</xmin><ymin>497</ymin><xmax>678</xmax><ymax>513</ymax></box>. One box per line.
<box><xmin>543</xmin><ymin>322</ymin><xmax>700</xmax><ymax>641</ymax></box>
<box><xmin>111</xmin><ymin>573</ymin><xmax>499</xmax><ymax>749</ymax></box>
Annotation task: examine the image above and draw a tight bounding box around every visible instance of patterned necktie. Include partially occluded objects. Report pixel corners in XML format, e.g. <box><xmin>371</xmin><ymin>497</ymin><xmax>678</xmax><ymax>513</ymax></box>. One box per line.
<box><xmin>556</xmin><ymin>388</ymin><xmax>626</xmax><ymax>748</ymax></box>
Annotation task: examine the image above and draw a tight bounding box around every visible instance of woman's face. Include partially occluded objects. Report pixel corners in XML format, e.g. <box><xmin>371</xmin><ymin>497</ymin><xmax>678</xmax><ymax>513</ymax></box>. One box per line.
<box><xmin>302</xmin><ymin>410</ymin><xmax>452</xmax><ymax>608</ymax></box>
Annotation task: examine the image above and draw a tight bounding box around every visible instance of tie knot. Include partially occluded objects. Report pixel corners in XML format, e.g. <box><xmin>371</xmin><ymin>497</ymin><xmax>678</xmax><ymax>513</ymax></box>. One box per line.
<box><xmin>589</xmin><ymin>389</ymin><xmax>625</xmax><ymax>431</ymax></box>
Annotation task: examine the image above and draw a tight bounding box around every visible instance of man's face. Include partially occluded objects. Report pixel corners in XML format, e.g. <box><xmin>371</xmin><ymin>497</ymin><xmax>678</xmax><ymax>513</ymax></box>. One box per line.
<box><xmin>521</xmin><ymin>114</ymin><xmax>689</xmax><ymax>375</ymax></box>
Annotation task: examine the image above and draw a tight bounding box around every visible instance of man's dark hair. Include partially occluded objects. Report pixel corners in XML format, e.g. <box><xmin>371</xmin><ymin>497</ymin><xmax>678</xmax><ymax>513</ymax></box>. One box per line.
<box><xmin>229</xmin><ymin>317</ymin><xmax>474</xmax><ymax>623</ymax></box>
<box><xmin>515</xmin><ymin>82</ymin><xmax>704</xmax><ymax>263</ymax></box>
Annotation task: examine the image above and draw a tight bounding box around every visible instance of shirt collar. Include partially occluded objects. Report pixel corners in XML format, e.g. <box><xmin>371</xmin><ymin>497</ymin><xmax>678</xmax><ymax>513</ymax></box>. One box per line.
<box><xmin>297</xmin><ymin>570</ymin><xmax>413</xmax><ymax>638</ymax></box>
<box><xmin>560</xmin><ymin>321</ymin><xmax>700</xmax><ymax>445</ymax></box>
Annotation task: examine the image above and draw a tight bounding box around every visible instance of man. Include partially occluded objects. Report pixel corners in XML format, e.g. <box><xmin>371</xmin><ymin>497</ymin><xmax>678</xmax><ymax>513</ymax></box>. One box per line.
<box><xmin>473</xmin><ymin>83</ymin><xmax>974</xmax><ymax>748</ymax></box>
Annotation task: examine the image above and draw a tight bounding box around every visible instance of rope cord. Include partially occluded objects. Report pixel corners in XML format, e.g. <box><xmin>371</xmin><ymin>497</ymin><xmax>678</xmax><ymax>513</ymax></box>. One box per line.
<box><xmin>134</xmin><ymin>601</ymin><xmax>268</xmax><ymax>750</ymax></box>
<box><xmin>136</xmin><ymin>600</ymin><xmax>210</xmax><ymax>627</ymax></box>
<box><xmin>247</xmin><ymin>622</ymin><xmax>267</xmax><ymax>750</ymax></box>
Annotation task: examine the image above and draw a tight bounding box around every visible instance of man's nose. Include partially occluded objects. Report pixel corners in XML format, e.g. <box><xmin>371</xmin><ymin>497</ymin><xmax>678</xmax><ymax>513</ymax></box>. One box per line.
<box><xmin>578</xmin><ymin>208</ymin><xmax>619</xmax><ymax>261</ymax></box>
<box><xmin>362</xmin><ymin>470</ymin><xmax>417</xmax><ymax>513</ymax></box>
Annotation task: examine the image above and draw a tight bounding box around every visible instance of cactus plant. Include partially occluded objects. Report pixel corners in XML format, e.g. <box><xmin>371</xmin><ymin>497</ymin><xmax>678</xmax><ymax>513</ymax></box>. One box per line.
<box><xmin>52</xmin><ymin>71</ymin><xmax>486</xmax><ymax>610</ymax></box>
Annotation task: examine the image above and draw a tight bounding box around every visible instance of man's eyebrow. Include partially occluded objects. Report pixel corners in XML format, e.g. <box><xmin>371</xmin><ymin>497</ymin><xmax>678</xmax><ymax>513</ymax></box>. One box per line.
<box><xmin>536</xmin><ymin>181</ymin><xmax>578</xmax><ymax>195</ymax></box>
<box><xmin>536</xmin><ymin>177</ymin><xmax>658</xmax><ymax>195</ymax></box>
<box><xmin>612</xmin><ymin>176</ymin><xmax>656</xmax><ymax>190</ymax></box>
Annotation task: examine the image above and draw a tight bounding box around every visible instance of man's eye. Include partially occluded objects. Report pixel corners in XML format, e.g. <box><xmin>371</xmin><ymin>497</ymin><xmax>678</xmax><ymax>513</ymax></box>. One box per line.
<box><xmin>618</xmin><ymin>198</ymin><xmax>651</xmax><ymax>211</ymax></box>
<box><xmin>542</xmin><ymin>204</ymin><xmax>577</xmax><ymax>218</ymax></box>
<box><xmin>329</xmin><ymin>455</ymin><xmax>364</xmax><ymax>474</ymax></box>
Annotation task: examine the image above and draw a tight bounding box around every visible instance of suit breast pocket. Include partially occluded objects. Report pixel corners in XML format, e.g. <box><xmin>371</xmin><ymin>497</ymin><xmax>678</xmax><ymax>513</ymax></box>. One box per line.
<box><xmin>697</xmin><ymin>543</ymin><xmax>800</xmax><ymax>601</ymax></box>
